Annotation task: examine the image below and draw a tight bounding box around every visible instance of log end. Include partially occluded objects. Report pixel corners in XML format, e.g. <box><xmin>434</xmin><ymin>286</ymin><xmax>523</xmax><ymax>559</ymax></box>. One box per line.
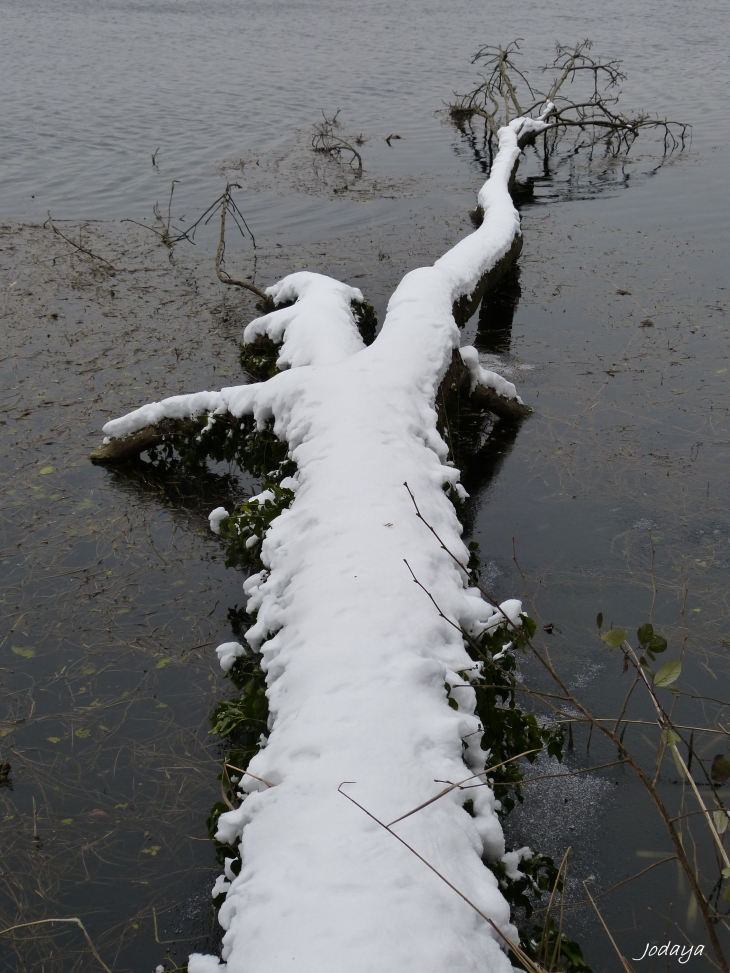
<box><xmin>470</xmin><ymin>384</ymin><xmax>533</xmax><ymax>422</ymax></box>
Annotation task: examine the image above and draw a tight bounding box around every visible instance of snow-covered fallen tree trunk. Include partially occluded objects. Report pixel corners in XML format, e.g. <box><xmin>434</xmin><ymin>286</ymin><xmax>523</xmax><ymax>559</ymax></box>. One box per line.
<box><xmin>95</xmin><ymin>117</ymin><xmax>550</xmax><ymax>973</ymax></box>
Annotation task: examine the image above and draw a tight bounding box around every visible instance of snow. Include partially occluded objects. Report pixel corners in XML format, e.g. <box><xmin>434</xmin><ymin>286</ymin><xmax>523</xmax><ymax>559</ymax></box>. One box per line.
<box><xmin>208</xmin><ymin>507</ymin><xmax>229</xmax><ymax>536</ymax></box>
<box><xmin>244</xmin><ymin>272</ymin><xmax>366</xmax><ymax>369</ymax></box>
<box><xmin>460</xmin><ymin>346</ymin><xmax>522</xmax><ymax>403</ymax></box>
<box><xmin>101</xmin><ymin>119</ymin><xmax>541</xmax><ymax>972</ymax></box>
<box><xmin>216</xmin><ymin>641</ymin><xmax>248</xmax><ymax>673</ymax></box>
<box><xmin>501</xmin><ymin>846</ymin><xmax>533</xmax><ymax>882</ymax></box>
<box><xmin>188</xmin><ymin>956</ymin><xmax>226</xmax><ymax>973</ymax></box>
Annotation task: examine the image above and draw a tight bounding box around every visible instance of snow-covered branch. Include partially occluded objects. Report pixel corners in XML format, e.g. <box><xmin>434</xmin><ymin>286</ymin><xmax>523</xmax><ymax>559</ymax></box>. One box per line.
<box><xmin>92</xmin><ymin>120</ymin><xmax>545</xmax><ymax>973</ymax></box>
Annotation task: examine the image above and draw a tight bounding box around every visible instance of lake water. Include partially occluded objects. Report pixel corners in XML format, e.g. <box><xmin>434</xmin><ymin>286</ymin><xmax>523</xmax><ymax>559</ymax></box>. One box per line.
<box><xmin>1</xmin><ymin>0</ymin><xmax>729</xmax><ymax>970</ymax></box>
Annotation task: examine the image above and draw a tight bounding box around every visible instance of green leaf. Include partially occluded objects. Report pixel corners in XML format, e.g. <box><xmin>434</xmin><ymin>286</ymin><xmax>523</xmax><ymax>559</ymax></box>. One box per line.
<box><xmin>637</xmin><ymin>623</ymin><xmax>654</xmax><ymax>644</ymax></box>
<box><xmin>520</xmin><ymin>614</ymin><xmax>537</xmax><ymax>639</ymax></box>
<box><xmin>653</xmin><ymin>660</ymin><xmax>681</xmax><ymax>688</ymax></box>
<box><xmin>660</xmin><ymin>728</ymin><xmax>681</xmax><ymax>747</ymax></box>
<box><xmin>156</xmin><ymin>658</ymin><xmax>171</xmax><ymax>669</ymax></box>
<box><xmin>601</xmin><ymin>628</ymin><xmax>627</xmax><ymax>648</ymax></box>
<box><xmin>39</xmin><ymin>466</ymin><xmax>54</xmax><ymax>475</ymax></box>
<box><xmin>710</xmin><ymin>754</ymin><xmax>730</xmax><ymax>784</ymax></box>
<box><xmin>46</xmin><ymin>736</ymin><xmax>61</xmax><ymax>744</ymax></box>
<box><xmin>11</xmin><ymin>645</ymin><xmax>35</xmax><ymax>659</ymax></box>
<box><xmin>722</xmin><ymin>866</ymin><xmax>730</xmax><ymax>879</ymax></box>
<box><xmin>712</xmin><ymin>809</ymin><xmax>728</xmax><ymax>835</ymax></box>
<box><xmin>74</xmin><ymin>727</ymin><xmax>91</xmax><ymax>738</ymax></box>
<box><xmin>648</xmin><ymin>635</ymin><xmax>668</xmax><ymax>653</ymax></box>
<box><xmin>723</xmin><ymin>883</ymin><xmax>730</xmax><ymax>903</ymax></box>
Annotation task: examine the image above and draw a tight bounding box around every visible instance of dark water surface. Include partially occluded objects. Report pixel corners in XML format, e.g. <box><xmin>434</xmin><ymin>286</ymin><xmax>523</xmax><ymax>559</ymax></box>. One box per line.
<box><xmin>1</xmin><ymin>0</ymin><xmax>729</xmax><ymax>970</ymax></box>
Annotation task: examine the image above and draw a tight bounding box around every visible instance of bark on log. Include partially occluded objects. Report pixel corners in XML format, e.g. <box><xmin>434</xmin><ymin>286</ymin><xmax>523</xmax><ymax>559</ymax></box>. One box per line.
<box><xmin>469</xmin><ymin>382</ymin><xmax>531</xmax><ymax>421</ymax></box>
<box><xmin>437</xmin><ymin>346</ymin><xmax>531</xmax><ymax>427</ymax></box>
<box><xmin>452</xmin><ymin>232</ymin><xmax>523</xmax><ymax>327</ymax></box>
<box><xmin>89</xmin><ymin>418</ymin><xmax>199</xmax><ymax>464</ymax></box>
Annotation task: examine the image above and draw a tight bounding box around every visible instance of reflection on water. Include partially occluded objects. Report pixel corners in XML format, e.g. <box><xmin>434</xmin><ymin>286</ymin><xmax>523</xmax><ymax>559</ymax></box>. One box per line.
<box><xmin>1</xmin><ymin>0</ymin><xmax>729</xmax><ymax>968</ymax></box>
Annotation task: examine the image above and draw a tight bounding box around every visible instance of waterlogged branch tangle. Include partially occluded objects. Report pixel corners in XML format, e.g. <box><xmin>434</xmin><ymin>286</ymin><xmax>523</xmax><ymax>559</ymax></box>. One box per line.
<box><xmin>450</xmin><ymin>40</ymin><xmax>689</xmax><ymax>165</ymax></box>
<box><xmin>91</xmin><ymin>46</ymin><xmax>686</xmax><ymax>973</ymax></box>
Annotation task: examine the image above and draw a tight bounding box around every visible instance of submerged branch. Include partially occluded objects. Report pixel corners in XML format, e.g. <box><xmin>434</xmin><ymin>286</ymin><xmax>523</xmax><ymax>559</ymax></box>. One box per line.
<box><xmin>89</xmin><ymin>417</ymin><xmax>200</xmax><ymax>464</ymax></box>
<box><xmin>44</xmin><ymin>214</ymin><xmax>118</xmax><ymax>272</ymax></box>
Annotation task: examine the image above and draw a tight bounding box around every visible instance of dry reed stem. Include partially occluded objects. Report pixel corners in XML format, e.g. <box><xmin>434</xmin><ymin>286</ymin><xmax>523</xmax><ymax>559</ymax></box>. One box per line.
<box><xmin>0</xmin><ymin>917</ymin><xmax>113</xmax><ymax>973</ymax></box>
<box><xmin>582</xmin><ymin>881</ymin><xmax>635</xmax><ymax>973</ymax></box>
<box><xmin>532</xmin><ymin>856</ymin><xmax>677</xmax><ymax>915</ymax></box>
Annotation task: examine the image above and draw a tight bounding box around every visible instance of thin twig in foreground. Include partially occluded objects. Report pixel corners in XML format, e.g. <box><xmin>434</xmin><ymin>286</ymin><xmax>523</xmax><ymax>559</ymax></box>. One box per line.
<box><xmin>583</xmin><ymin>881</ymin><xmax>635</xmax><ymax>973</ymax></box>
<box><xmin>386</xmin><ymin>748</ymin><xmax>539</xmax><ymax>827</ymax></box>
<box><xmin>225</xmin><ymin>762</ymin><xmax>276</xmax><ymax>789</ymax></box>
<box><xmin>338</xmin><ymin>783</ymin><xmax>548</xmax><ymax>973</ymax></box>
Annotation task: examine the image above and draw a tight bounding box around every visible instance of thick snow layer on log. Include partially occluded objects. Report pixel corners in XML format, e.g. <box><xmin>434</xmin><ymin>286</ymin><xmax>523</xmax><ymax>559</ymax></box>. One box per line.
<box><xmin>101</xmin><ymin>119</ymin><xmax>544</xmax><ymax>972</ymax></box>
<box><xmin>245</xmin><ymin>272</ymin><xmax>366</xmax><ymax>369</ymax></box>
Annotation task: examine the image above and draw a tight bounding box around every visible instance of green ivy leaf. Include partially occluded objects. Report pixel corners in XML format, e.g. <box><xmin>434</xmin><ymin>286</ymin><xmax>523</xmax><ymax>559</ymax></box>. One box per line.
<box><xmin>653</xmin><ymin>660</ymin><xmax>681</xmax><ymax>688</ymax></box>
<box><xmin>520</xmin><ymin>614</ymin><xmax>537</xmax><ymax>639</ymax></box>
<box><xmin>601</xmin><ymin>628</ymin><xmax>627</xmax><ymax>648</ymax></box>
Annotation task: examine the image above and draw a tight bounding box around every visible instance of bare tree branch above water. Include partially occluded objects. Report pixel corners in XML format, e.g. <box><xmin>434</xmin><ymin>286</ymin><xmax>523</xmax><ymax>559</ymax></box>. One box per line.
<box><xmin>450</xmin><ymin>40</ymin><xmax>689</xmax><ymax>170</ymax></box>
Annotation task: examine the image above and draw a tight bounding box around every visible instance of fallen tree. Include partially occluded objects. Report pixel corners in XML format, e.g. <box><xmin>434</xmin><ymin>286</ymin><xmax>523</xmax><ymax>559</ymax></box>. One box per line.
<box><xmin>95</xmin><ymin>116</ymin><xmax>549</xmax><ymax>973</ymax></box>
<box><xmin>91</xmin><ymin>44</ymin><xmax>689</xmax><ymax>973</ymax></box>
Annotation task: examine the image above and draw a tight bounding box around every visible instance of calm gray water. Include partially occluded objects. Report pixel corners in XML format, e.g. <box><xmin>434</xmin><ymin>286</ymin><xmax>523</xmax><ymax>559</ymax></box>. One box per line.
<box><xmin>1</xmin><ymin>0</ymin><xmax>729</xmax><ymax>971</ymax></box>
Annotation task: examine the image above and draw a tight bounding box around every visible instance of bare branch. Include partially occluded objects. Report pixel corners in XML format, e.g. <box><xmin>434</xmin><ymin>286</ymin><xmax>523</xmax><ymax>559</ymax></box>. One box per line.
<box><xmin>44</xmin><ymin>214</ymin><xmax>117</xmax><ymax>272</ymax></box>
<box><xmin>449</xmin><ymin>39</ymin><xmax>690</xmax><ymax>170</ymax></box>
<box><xmin>312</xmin><ymin>116</ymin><xmax>364</xmax><ymax>174</ymax></box>
<box><xmin>215</xmin><ymin>183</ymin><xmax>269</xmax><ymax>302</ymax></box>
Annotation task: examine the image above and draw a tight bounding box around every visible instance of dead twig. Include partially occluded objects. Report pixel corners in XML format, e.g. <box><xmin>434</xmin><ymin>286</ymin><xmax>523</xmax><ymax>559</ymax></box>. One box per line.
<box><xmin>583</xmin><ymin>880</ymin><xmax>636</xmax><ymax>973</ymax></box>
<box><xmin>449</xmin><ymin>39</ymin><xmax>689</xmax><ymax>172</ymax></box>
<box><xmin>44</xmin><ymin>215</ymin><xmax>117</xmax><ymax>272</ymax></box>
<box><xmin>215</xmin><ymin>183</ymin><xmax>269</xmax><ymax>302</ymax></box>
<box><xmin>312</xmin><ymin>112</ymin><xmax>363</xmax><ymax>174</ymax></box>
<box><xmin>386</xmin><ymin>748</ymin><xmax>540</xmax><ymax>827</ymax></box>
<box><xmin>0</xmin><ymin>917</ymin><xmax>113</xmax><ymax>973</ymax></box>
<box><xmin>338</xmin><ymin>783</ymin><xmax>549</xmax><ymax>973</ymax></box>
